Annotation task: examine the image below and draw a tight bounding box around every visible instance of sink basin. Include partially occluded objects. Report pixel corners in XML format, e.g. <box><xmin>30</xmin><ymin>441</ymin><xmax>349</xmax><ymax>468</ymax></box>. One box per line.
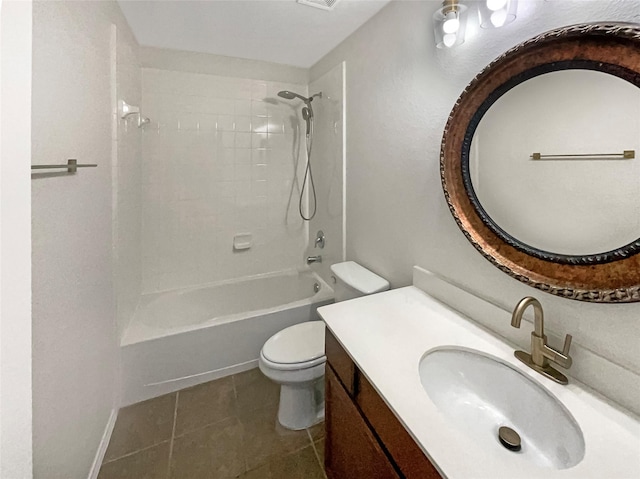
<box><xmin>419</xmin><ymin>347</ymin><xmax>585</xmax><ymax>470</ymax></box>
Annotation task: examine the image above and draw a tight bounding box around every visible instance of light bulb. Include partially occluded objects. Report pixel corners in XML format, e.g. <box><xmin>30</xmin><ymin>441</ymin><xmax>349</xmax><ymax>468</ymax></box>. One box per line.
<box><xmin>442</xmin><ymin>12</ymin><xmax>460</xmax><ymax>34</ymax></box>
<box><xmin>443</xmin><ymin>33</ymin><xmax>457</xmax><ymax>47</ymax></box>
<box><xmin>487</xmin><ymin>0</ymin><xmax>508</xmax><ymax>11</ymax></box>
<box><xmin>433</xmin><ymin>1</ymin><xmax>467</xmax><ymax>49</ymax></box>
<box><xmin>490</xmin><ymin>9</ymin><xmax>508</xmax><ymax>27</ymax></box>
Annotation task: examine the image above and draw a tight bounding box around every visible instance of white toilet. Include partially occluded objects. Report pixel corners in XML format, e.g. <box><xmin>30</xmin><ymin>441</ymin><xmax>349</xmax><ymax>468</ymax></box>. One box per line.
<box><xmin>259</xmin><ymin>261</ymin><xmax>390</xmax><ymax>430</ymax></box>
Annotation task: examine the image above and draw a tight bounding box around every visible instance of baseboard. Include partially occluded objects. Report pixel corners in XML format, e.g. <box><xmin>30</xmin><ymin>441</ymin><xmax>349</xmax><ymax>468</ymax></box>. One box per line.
<box><xmin>87</xmin><ymin>408</ymin><xmax>118</xmax><ymax>479</ymax></box>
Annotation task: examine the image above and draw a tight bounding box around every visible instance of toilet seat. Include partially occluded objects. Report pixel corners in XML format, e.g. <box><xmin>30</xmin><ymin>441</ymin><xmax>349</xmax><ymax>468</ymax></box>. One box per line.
<box><xmin>260</xmin><ymin>351</ymin><xmax>326</xmax><ymax>372</ymax></box>
<box><xmin>262</xmin><ymin>321</ymin><xmax>326</xmax><ymax>366</ymax></box>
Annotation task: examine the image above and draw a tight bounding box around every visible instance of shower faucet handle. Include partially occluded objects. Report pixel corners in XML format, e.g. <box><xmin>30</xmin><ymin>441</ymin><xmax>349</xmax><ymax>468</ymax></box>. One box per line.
<box><xmin>315</xmin><ymin>231</ymin><xmax>325</xmax><ymax>249</ymax></box>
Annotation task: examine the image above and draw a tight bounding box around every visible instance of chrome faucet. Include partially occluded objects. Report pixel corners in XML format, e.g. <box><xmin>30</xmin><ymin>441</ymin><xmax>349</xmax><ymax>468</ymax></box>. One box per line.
<box><xmin>510</xmin><ymin>297</ymin><xmax>573</xmax><ymax>385</ymax></box>
<box><xmin>307</xmin><ymin>255</ymin><xmax>322</xmax><ymax>264</ymax></box>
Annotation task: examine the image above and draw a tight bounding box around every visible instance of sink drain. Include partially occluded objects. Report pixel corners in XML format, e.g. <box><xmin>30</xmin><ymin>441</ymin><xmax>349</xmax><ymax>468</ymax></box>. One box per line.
<box><xmin>498</xmin><ymin>426</ymin><xmax>521</xmax><ymax>452</ymax></box>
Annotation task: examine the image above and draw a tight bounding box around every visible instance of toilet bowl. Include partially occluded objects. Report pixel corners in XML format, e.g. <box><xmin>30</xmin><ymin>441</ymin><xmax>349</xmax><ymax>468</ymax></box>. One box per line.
<box><xmin>259</xmin><ymin>261</ymin><xmax>389</xmax><ymax>430</ymax></box>
<box><xmin>259</xmin><ymin>321</ymin><xmax>326</xmax><ymax>430</ymax></box>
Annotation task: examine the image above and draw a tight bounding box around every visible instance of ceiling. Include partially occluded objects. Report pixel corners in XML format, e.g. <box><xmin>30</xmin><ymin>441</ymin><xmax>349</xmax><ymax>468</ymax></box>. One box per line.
<box><xmin>118</xmin><ymin>0</ymin><xmax>393</xmax><ymax>68</ymax></box>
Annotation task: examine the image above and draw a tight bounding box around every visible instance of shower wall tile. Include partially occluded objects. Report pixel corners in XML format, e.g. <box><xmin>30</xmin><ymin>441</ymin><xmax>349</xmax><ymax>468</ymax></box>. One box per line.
<box><xmin>141</xmin><ymin>68</ymin><xmax>308</xmax><ymax>293</ymax></box>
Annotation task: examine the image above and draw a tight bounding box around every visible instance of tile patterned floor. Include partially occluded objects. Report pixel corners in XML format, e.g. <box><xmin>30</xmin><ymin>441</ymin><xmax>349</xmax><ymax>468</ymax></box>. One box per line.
<box><xmin>98</xmin><ymin>368</ymin><xmax>326</xmax><ymax>479</ymax></box>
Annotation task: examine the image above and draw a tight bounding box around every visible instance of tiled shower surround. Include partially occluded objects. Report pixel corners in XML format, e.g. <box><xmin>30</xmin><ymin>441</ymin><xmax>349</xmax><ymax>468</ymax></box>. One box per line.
<box><xmin>141</xmin><ymin>69</ymin><xmax>309</xmax><ymax>293</ymax></box>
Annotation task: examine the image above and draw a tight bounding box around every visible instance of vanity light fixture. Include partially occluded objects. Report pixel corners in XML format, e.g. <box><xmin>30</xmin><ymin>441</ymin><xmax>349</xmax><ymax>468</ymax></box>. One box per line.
<box><xmin>478</xmin><ymin>0</ymin><xmax>518</xmax><ymax>29</ymax></box>
<box><xmin>433</xmin><ymin>0</ymin><xmax>468</xmax><ymax>49</ymax></box>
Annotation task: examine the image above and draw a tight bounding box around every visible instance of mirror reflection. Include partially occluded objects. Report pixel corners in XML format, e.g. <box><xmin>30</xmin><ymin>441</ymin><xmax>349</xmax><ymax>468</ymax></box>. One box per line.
<box><xmin>469</xmin><ymin>70</ymin><xmax>640</xmax><ymax>256</ymax></box>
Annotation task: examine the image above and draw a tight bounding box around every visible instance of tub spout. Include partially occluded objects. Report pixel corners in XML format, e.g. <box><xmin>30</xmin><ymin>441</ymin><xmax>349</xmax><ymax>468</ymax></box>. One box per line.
<box><xmin>307</xmin><ymin>255</ymin><xmax>322</xmax><ymax>264</ymax></box>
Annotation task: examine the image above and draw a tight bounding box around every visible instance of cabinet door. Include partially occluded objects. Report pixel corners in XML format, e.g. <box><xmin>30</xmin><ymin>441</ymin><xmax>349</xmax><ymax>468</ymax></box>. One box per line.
<box><xmin>357</xmin><ymin>375</ymin><xmax>442</xmax><ymax>479</ymax></box>
<box><xmin>325</xmin><ymin>366</ymin><xmax>400</xmax><ymax>479</ymax></box>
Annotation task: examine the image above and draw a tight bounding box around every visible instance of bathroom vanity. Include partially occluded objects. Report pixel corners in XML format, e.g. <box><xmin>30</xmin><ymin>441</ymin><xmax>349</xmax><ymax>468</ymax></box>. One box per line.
<box><xmin>318</xmin><ymin>20</ymin><xmax>640</xmax><ymax>479</ymax></box>
<box><xmin>324</xmin><ymin>329</ymin><xmax>441</xmax><ymax>479</ymax></box>
<box><xmin>318</xmin><ymin>267</ymin><xmax>640</xmax><ymax>479</ymax></box>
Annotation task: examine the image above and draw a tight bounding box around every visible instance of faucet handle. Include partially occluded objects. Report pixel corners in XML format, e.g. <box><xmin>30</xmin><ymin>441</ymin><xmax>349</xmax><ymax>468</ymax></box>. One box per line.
<box><xmin>544</xmin><ymin>333</ymin><xmax>573</xmax><ymax>370</ymax></box>
<box><xmin>561</xmin><ymin>334</ymin><xmax>572</xmax><ymax>357</ymax></box>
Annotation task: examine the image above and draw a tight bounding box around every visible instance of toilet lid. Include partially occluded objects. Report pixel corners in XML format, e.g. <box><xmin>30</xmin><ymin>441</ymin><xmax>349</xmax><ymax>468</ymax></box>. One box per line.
<box><xmin>262</xmin><ymin>321</ymin><xmax>326</xmax><ymax>364</ymax></box>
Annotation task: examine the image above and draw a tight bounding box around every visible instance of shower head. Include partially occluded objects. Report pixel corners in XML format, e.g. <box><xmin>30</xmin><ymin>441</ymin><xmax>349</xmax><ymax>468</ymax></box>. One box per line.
<box><xmin>277</xmin><ymin>90</ymin><xmax>310</xmax><ymax>103</ymax></box>
<box><xmin>278</xmin><ymin>90</ymin><xmax>322</xmax><ymax>135</ymax></box>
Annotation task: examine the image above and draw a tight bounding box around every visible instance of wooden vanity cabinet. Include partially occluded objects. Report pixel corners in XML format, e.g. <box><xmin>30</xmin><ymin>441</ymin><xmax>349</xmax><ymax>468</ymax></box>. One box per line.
<box><xmin>324</xmin><ymin>330</ymin><xmax>442</xmax><ymax>479</ymax></box>
<box><xmin>325</xmin><ymin>367</ymin><xmax>401</xmax><ymax>479</ymax></box>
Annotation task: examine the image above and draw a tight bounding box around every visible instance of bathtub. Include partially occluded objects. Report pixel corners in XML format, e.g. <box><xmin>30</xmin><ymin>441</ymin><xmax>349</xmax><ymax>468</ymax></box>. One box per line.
<box><xmin>121</xmin><ymin>269</ymin><xmax>334</xmax><ymax>405</ymax></box>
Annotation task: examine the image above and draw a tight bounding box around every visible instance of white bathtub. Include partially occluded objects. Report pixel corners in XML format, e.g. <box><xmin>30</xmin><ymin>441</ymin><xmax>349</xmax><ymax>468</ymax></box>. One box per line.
<box><xmin>121</xmin><ymin>269</ymin><xmax>334</xmax><ymax>405</ymax></box>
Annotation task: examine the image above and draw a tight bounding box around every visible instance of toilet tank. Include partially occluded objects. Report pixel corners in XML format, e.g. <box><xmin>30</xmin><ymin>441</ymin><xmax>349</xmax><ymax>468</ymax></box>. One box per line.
<box><xmin>330</xmin><ymin>261</ymin><xmax>390</xmax><ymax>303</ymax></box>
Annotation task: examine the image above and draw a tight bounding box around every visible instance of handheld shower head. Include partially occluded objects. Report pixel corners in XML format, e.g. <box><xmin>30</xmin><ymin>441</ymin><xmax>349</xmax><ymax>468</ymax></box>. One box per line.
<box><xmin>278</xmin><ymin>90</ymin><xmax>309</xmax><ymax>102</ymax></box>
<box><xmin>302</xmin><ymin>107</ymin><xmax>312</xmax><ymax>135</ymax></box>
<box><xmin>277</xmin><ymin>90</ymin><xmax>323</xmax><ymax>222</ymax></box>
<box><xmin>279</xmin><ymin>90</ymin><xmax>317</xmax><ymax>135</ymax></box>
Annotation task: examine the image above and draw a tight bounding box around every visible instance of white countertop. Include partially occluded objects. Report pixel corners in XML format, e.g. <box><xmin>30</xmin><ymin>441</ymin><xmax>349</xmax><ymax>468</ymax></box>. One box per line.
<box><xmin>318</xmin><ymin>286</ymin><xmax>640</xmax><ymax>479</ymax></box>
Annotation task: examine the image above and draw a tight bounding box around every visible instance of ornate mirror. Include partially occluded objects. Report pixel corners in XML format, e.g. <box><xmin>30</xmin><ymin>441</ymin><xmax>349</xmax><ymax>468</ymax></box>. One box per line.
<box><xmin>441</xmin><ymin>23</ymin><xmax>640</xmax><ymax>303</ymax></box>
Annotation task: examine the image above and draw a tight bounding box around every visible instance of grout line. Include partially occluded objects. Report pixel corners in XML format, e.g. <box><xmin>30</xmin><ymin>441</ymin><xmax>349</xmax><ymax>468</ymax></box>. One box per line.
<box><xmin>307</xmin><ymin>430</ymin><xmax>323</xmax><ymax>470</ymax></box>
<box><xmin>231</xmin><ymin>373</ymin><xmax>239</xmax><ymax>399</ymax></box>
<box><xmin>245</xmin><ymin>421</ymin><xmax>314</xmax><ymax>473</ymax></box>
<box><xmin>275</xmin><ymin>439</ymin><xmax>327</xmax><ymax>478</ymax></box>
<box><xmin>278</xmin><ymin>436</ymin><xmax>317</xmax><ymax>461</ymax></box>
<box><xmin>166</xmin><ymin>391</ymin><xmax>180</xmax><ymax>479</ymax></box>
<box><xmin>171</xmin><ymin>414</ymin><xmax>238</xmax><ymax>440</ymax></box>
<box><xmin>101</xmin><ymin>440</ymin><xmax>170</xmax><ymax>465</ymax></box>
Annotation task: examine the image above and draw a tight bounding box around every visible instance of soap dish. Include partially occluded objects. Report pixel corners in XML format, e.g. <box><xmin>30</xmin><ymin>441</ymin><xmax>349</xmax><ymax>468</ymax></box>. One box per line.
<box><xmin>233</xmin><ymin>233</ymin><xmax>253</xmax><ymax>251</ymax></box>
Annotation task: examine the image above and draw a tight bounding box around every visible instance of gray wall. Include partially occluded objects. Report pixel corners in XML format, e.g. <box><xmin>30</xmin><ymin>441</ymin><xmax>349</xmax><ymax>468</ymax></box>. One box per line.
<box><xmin>31</xmin><ymin>1</ymin><xmax>139</xmax><ymax>477</ymax></box>
<box><xmin>311</xmin><ymin>0</ymin><xmax>640</xmax><ymax>413</ymax></box>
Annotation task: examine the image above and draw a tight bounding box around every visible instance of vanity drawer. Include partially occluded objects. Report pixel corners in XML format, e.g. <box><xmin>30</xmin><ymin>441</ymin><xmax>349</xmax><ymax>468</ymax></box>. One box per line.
<box><xmin>325</xmin><ymin>329</ymin><xmax>358</xmax><ymax>396</ymax></box>
<box><xmin>356</xmin><ymin>374</ymin><xmax>442</xmax><ymax>479</ymax></box>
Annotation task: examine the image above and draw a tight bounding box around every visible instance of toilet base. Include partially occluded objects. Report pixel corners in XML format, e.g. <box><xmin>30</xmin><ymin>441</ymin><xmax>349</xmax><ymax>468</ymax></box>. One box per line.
<box><xmin>277</xmin><ymin>377</ymin><xmax>325</xmax><ymax>430</ymax></box>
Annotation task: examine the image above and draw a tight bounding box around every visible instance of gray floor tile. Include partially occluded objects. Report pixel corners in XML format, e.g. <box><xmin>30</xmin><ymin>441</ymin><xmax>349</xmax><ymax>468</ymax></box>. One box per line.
<box><xmin>237</xmin><ymin>395</ymin><xmax>279</xmax><ymax>423</ymax></box>
<box><xmin>101</xmin><ymin>374</ymin><xmax>327</xmax><ymax>479</ymax></box>
<box><xmin>174</xmin><ymin>376</ymin><xmax>236</xmax><ymax>436</ymax></box>
<box><xmin>241</xmin><ymin>445</ymin><xmax>324</xmax><ymax>479</ymax></box>
<box><xmin>307</xmin><ymin>422</ymin><xmax>325</xmax><ymax>442</ymax></box>
<box><xmin>268</xmin><ymin>445</ymin><xmax>326</xmax><ymax>479</ymax></box>
<box><xmin>233</xmin><ymin>367</ymin><xmax>269</xmax><ymax>389</ymax></box>
<box><xmin>170</xmin><ymin>417</ymin><xmax>245</xmax><ymax>479</ymax></box>
<box><xmin>98</xmin><ymin>442</ymin><xmax>170</xmax><ymax>479</ymax></box>
<box><xmin>240</xmin><ymin>404</ymin><xmax>312</xmax><ymax>470</ymax></box>
<box><xmin>239</xmin><ymin>463</ymin><xmax>271</xmax><ymax>479</ymax></box>
<box><xmin>104</xmin><ymin>393</ymin><xmax>176</xmax><ymax>461</ymax></box>
<box><xmin>234</xmin><ymin>368</ymin><xmax>280</xmax><ymax>416</ymax></box>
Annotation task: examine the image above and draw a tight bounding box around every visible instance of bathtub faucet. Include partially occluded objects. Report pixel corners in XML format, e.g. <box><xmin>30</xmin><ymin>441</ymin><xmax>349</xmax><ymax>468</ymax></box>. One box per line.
<box><xmin>306</xmin><ymin>255</ymin><xmax>322</xmax><ymax>264</ymax></box>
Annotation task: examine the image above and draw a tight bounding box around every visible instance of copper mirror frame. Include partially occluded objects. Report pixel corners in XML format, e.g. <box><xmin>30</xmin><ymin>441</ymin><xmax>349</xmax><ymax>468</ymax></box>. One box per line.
<box><xmin>440</xmin><ymin>23</ymin><xmax>640</xmax><ymax>303</ymax></box>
